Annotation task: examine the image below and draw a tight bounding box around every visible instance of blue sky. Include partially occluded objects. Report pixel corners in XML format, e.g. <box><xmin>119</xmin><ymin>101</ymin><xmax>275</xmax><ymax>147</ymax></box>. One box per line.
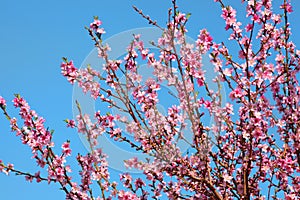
<box><xmin>1</xmin><ymin>0</ymin><xmax>300</xmax><ymax>199</ymax></box>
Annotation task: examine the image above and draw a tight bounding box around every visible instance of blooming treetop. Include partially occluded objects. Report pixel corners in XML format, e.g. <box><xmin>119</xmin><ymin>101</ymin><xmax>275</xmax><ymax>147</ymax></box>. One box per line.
<box><xmin>1</xmin><ymin>0</ymin><xmax>300</xmax><ymax>199</ymax></box>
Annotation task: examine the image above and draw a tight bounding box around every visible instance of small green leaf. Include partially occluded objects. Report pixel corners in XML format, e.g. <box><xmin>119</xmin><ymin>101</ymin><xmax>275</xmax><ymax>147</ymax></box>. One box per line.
<box><xmin>186</xmin><ymin>13</ymin><xmax>192</xmax><ymax>19</ymax></box>
<box><xmin>14</xmin><ymin>94</ymin><xmax>20</xmax><ymax>99</ymax></box>
<box><xmin>62</xmin><ymin>57</ymin><xmax>68</xmax><ymax>62</ymax></box>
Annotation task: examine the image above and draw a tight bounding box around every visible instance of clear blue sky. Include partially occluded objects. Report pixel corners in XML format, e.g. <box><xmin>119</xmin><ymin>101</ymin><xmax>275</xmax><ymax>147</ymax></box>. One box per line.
<box><xmin>1</xmin><ymin>0</ymin><xmax>300</xmax><ymax>199</ymax></box>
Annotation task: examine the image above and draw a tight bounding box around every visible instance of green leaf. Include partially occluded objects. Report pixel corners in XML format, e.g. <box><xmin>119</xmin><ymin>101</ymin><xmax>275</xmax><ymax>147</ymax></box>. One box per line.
<box><xmin>14</xmin><ymin>94</ymin><xmax>20</xmax><ymax>99</ymax></box>
<box><xmin>186</xmin><ymin>13</ymin><xmax>192</xmax><ymax>19</ymax></box>
<box><xmin>62</xmin><ymin>57</ymin><xmax>68</xmax><ymax>62</ymax></box>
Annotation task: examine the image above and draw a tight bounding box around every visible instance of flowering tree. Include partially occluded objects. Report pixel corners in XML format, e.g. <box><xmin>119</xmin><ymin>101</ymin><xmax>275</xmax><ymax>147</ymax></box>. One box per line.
<box><xmin>0</xmin><ymin>0</ymin><xmax>300</xmax><ymax>199</ymax></box>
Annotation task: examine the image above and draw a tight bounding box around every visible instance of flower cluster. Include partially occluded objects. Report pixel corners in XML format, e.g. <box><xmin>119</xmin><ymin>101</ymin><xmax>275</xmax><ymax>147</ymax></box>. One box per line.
<box><xmin>90</xmin><ymin>17</ymin><xmax>105</xmax><ymax>36</ymax></box>
<box><xmin>0</xmin><ymin>96</ymin><xmax>6</xmax><ymax>108</ymax></box>
<box><xmin>61</xmin><ymin>59</ymin><xmax>78</xmax><ymax>84</ymax></box>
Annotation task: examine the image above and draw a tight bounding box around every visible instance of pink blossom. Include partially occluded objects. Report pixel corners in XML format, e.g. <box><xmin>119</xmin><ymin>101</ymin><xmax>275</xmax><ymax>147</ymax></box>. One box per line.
<box><xmin>65</xmin><ymin>119</ymin><xmax>75</xmax><ymax>128</ymax></box>
<box><xmin>120</xmin><ymin>173</ymin><xmax>132</xmax><ymax>188</ymax></box>
<box><xmin>60</xmin><ymin>60</ymin><xmax>78</xmax><ymax>84</ymax></box>
<box><xmin>281</xmin><ymin>2</ymin><xmax>293</xmax><ymax>13</ymax></box>
<box><xmin>62</xmin><ymin>142</ymin><xmax>71</xmax><ymax>156</ymax></box>
<box><xmin>0</xmin><ymin>96</ymin><xmax>6</xmax><ymax>107</ymax></box>
<box><xmin>175</xmin><ymin>12</ymin><xmax>186</xmax><ymax>23</ymax></box>
<box><xmin>196</xmin><ymin>29</ymin><xmax>213</xmax><ymax>53</ymax></box>
<box><xmin>90</xmin><ymin>19</ymin><xmax>102</xmax><ymax>29</ymax></box>
<box><xmin>90</xmin><ymin>19</ymin><xmax>102</xmax><ymax>30</ymax></box>
<box><xmin>223</xmin><ymin>67</ymin><xmax>233</xmax><ymax>76</ymax></box>
<box><xmin>117</xmin><ymin>190</ymin><xmax>139</xmax><ymax>200</ymax></box>
<box><xmin>229</xmin><ymin>87</ymin><xmax>244</xmax><ymax>100</ymax></box>
<box><xmin>245</xmin><ymin>23</ymin><xmax>253</xmax><ymax>32</ymax></box>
